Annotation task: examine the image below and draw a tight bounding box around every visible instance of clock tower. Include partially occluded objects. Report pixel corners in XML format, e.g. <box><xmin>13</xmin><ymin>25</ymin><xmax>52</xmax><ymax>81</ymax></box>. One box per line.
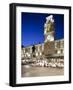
<box><xmin>44</xmin><ymin>15</ymin><xmax>55</xmax><ymax>56</ymax></box>
<box><xmin>44</xmin><ymin>15</ymin><xmax>55</xmax><ymax>42</ymax></box>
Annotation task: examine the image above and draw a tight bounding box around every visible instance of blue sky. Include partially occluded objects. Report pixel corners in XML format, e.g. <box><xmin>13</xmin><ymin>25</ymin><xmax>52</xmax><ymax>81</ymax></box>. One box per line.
<box><xmin>21</xmin><ymin>12</ymin><xmax>64</xmax><ymax>47</ymax></box>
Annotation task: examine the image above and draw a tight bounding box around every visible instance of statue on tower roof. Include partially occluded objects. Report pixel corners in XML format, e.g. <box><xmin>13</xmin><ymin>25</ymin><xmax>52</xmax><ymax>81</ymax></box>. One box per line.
<box><xmin>46</xmin><ymin>15</ymin><xmax>54</xmax><ymax>23</ymax></box>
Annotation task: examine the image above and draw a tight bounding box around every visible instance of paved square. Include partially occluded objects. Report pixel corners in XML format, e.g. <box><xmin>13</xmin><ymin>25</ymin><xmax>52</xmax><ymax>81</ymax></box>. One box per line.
<box><xmin>21</xmin><ymin>65</ymin><xmax>64</xmax><ymax>77</ymax></box>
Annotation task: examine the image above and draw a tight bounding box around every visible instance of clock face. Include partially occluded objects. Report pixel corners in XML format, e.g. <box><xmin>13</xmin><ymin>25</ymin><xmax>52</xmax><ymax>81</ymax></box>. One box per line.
<box><xmin>47</xmin><ymin>35</ymin><xmax>51</xmax><ymax>40</ymax></box>
<box><xmin>47</xmin><ymin>35</ymin><xmax>54</xmax><ymax>41</ymax></box>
